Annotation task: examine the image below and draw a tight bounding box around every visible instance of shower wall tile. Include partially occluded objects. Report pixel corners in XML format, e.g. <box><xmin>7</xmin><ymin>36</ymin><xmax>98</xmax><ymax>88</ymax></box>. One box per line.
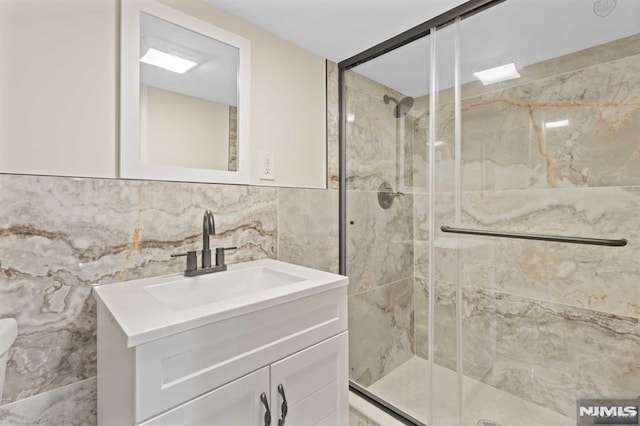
<box><xmin>459</xmin><ymin>34</ymin><xmax>640</xmax><ymax>104</ymax></box>
<box><xmin>408</xmin><ymin>100</ymin><xmax>429</xmax><ymax>192</ymax></box>
<box><xmin>0</xmin><ymin>377</ymin><xmax>96</xmax><ymax>426</ymax></box>
<box><xmin>413</xmin><ymin>193</ymin><xmax>430</xmax><ymax>244</ymax></box>
<box><xmin>433</xmin><ymin>238</ymin><xmax>496</xmax><ymax>289</ymax></box>
<box><xmin>346</xmin><ymin>190</ymin><xmax>413</xmax><ymax>295</ymax></box>
<box><xmin>414</xmin><ymin>275</ymin><xmax>429</xmax><ymax>360</ymax></box>
<box><xmin>277</xmin><ymin>187</ymin><xmax>338</xmax><ymax>273</ymax></box>
<box><xmin>458</xmin><ymin>45</ymin><xmax>640</xmax><ymax>191</ymax></box>
<box><xmin>349</xmin><ymin>408</ymin><xmax>381</xmax><ymax>426</ymax></box>
<box><xmin>327</xmin><ymin>60</ymin><xmax>340</xmax><ymax>190</ymax></box>
<box><xmin>463</xmin><ymin>287</ymin><xmax>640</xmax><ymax>419</ymax></box>
<box><xmin>0</xmin><ymin>174</ymin><xmax>277</xmax><ymax>404</ymax></box>
<box><xmin>349</xmin><ymin>277</ymin><xmax>414</xmax><ymax>387</ymax></box>
<box><xmin>414</xmin><ymin>239</ymin><xmax>496</xmax><ymax>371</ymax></box>
<box><xmin>344</xmin><ymin>71</ymin><xmax>406</xmax><ymax>192</ymax></box>
<box><xmin>462</xmin><ymin>185</ymin><xmax>640</xmax><ymax>319</ymax></box>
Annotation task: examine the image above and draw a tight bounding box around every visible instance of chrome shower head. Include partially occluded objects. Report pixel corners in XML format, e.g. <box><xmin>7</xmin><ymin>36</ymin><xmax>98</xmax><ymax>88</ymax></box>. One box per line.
<box><xmin>383</xmin><ymin>94</ymin><xmax>414</xmax><ymax>118</ymax></box>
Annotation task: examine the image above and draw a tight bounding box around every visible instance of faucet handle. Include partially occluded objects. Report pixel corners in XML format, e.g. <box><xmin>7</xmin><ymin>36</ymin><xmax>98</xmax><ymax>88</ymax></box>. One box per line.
<box><xmin>215</xmin><ymin>246</ymin><xmax>237</xmax><ymax>267</ymax></box>
<box><xmin>171</xmin><ymin>251</ymin><xmax>198</xmax><ymax>272</ymax></box>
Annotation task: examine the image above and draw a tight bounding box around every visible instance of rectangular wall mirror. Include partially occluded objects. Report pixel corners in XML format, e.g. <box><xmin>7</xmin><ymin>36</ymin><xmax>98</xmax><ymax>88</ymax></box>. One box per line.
<box><xmin>121</xmin><ymin>0</ymin><xmax>251</xmax><ymax>184</ymax></box>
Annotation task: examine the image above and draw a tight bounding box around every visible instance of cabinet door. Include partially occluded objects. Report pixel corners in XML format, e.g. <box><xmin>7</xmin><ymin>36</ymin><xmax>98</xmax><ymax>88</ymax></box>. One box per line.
<box><xmin>140</xmin><ymin>367</ymin><xmax>271</xmax><ymax>426</ymax></box>
<box><xmin>270</xmin><ymin>332</ymin><xmax>348</xmax><ymax>426</ymax></box>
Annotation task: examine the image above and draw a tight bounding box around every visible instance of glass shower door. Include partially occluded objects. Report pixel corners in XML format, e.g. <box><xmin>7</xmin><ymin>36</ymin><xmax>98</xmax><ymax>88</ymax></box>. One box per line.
<box><xmin>430</xmin><ymin>1</ymin><xmax>640</xmax><ymax>425</ymax></box>
<box><xmin>344</xmin><ymin>36</ymin><xmax>431</xmax><ymax>425</ymax></box>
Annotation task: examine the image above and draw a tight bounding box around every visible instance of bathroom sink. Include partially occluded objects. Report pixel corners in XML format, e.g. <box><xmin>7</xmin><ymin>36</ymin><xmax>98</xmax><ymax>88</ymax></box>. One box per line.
<box><xmin>93</xmin><ymin>259</ymin><xmax>347</xmax><ymax>347</ymax></box>
<box><xmin>144</xmin><ymin>266</ymin><xmax>305</xmax><ymax>310</ymax></box>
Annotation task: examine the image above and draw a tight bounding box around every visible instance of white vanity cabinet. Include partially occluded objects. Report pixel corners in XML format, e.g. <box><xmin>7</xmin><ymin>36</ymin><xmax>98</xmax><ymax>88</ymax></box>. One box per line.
<box><xmin>140</xmin><ymin>366</ymin><xmax>270</xmax><ymax>426</ymax></box>
<box><xmin>139</xmin><ymin>333</ymin><xmax>348</xmax><ymax>426</ymax></box>
<box><xmin>95</xmin><ymin>260</ymin><xmax>349</xmax><ymax>426</ymax></box>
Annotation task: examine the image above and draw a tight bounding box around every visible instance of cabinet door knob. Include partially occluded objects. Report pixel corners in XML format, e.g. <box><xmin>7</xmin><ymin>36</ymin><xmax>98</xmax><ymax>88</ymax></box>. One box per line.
<box><xmin>277</xmin><ymin>384</ymin><xmax>288</xmax><ymax>426</ymax></box>
<box><xmin>260</xmin><ymin>392</ymin><xmax>271</xmax><ymax>426</ymax></box>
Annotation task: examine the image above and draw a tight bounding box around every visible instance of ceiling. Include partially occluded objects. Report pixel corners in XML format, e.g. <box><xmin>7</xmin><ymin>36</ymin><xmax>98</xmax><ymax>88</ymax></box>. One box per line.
<box><xmin>203</xmin><ymin>0</ymin><xmax>640</xmax><ymax>98</ymax></box>
<box><xmin>355</xmin><ymin>0</ymin><xmax>640</xmax><ymax>96</ymax></box>
<box><xmin>203</xmin><ymin>0</ymin><xmax>468</xmax><ymax>62</ymax></box>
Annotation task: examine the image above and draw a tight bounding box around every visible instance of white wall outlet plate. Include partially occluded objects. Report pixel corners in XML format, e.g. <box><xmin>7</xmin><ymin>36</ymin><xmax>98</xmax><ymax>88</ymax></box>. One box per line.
<box><xmin>259</xmin><ymin>151</ymin><xmax>275</xmax><ymax>180</ymax></box>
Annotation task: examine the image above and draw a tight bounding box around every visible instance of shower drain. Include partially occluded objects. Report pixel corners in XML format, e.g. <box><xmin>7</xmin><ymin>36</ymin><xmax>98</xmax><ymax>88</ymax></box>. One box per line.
<box><xmin>477</xmin><ymin>420</ymin><xmax>501</xmax><ymax>426</ymax></box>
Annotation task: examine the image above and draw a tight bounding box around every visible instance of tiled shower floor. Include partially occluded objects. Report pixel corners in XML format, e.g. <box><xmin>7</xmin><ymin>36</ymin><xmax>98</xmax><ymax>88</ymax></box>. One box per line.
<box><xmin>367</xmin><ymin>356</ymin><xmax>573</xmax><ymax>426</ymax></box>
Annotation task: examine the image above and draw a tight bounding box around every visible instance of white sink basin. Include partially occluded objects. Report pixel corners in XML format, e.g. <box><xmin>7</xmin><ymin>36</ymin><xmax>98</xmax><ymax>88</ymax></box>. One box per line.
<box><xmin>144</xmin><ymin>266</ymin><xmax>305</xmax><ymax>310</ymax></box>
<box><xmin>93</xmin><ymin>259</ymin><xmax>347</xmax><ymax>347</ymax></box>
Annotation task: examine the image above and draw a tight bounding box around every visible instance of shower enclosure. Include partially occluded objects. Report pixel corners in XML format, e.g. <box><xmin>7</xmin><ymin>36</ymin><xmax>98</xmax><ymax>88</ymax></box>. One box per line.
<box><xmin>340</xmin><ymin>1</ymin><xmax>640</xmax><ymax>425</ymax></box>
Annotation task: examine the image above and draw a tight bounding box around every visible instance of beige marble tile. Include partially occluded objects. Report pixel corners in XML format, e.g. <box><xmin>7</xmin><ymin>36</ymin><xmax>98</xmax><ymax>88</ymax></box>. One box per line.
<box><xmin>0</xmin><ymin>377</ymin><xmax>96</xmax><ymax>425</ymax></box>
<box><xmin>277</xmin><ymin>187</ymin><xmax>338</xmax><ymax>273</ymax></box>
<box><xmin>349</xmin><ymin>408</ymin><xmax>380</xmax><ymax>426</ymax></box>
<box><xmin>459</xmin><ymin>50</ymin><xmax>640</xmax><ymax>190</ymax></box>
<box><xmin>414</xmin><ymin>275</ymin><xmax>429</xmax><ymax>360</ymax></box>
<box><xmin>349</xmin><ymin>278</ymin><xmax>414</xmax><ymax>387</ymax></box>
<box><xmin>460</xmin><ymin>34</ymin><xmax>640</xmax><ymax>103</ymax></box>
<box><xmin>0</xmin><ymin>174</ymin><xmax>277</xmax><ymax>403</ymax></box>
<box><xmin>327</xmin><ymin>60</ymin><xmax>340</xmax><ymax>190</ymax></box>
<box><xmin>462</xmin><ymin>186</ymin><xmax>640</xmax><ymax>319</ymax></box>
<box><xmin>346</xmin><ymin>190</ymin><xmax>413</xmax><ymax>295</ymax></box>
<box><xmin>413</xmin><ymin>193</ymin><xmax>430</xmax><ymax>244</ymax></box>
<box><xmin>345</xmin><ymin>70</ymin><xmax>412</xmax><ymax>192</ymax></box>
<box><xmin>463</xmin><ymin>287</ymin><xmax>640</xmax><ymax>419</ymax></box>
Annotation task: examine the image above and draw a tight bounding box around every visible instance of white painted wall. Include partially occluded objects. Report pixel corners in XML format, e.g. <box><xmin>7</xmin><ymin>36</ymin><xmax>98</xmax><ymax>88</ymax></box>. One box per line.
<box><xmin>141</xmin><ymin>85</ymin><xmax>230</xmax><ymax>171</ymax></box>
<box><xmin>0</xmin><ymin>0</ymin><xmax>117</xmax><ymax>178</ymax></box>
<box><xmin>0</xmin><ymin>0</ymin><xmax>326</xmax><ymax>188</ymax></box>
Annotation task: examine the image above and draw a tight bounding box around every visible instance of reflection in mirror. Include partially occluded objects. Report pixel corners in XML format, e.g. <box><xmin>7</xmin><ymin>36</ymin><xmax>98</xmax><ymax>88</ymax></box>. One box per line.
<box><xmin>120</xmin><ymin>0</ymin><xmax>250</xmax><ymax>184</ymax></box>
<box><xmin>139</xmin><ymin>13</ymin><xmax>239</xmax><ymax>171</ymax></box>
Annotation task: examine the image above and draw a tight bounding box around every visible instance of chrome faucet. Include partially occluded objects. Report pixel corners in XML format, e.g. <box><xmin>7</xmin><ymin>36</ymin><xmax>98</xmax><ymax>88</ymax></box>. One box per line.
<box><xmin>202</xmin><ymin>210</ymin><xmax>215</xmax><ymax>268</ymax></box>
<box><xmin>171</xmin><ymin>209</ymin><xmax>237</xmax><ymax>276</ymax></box>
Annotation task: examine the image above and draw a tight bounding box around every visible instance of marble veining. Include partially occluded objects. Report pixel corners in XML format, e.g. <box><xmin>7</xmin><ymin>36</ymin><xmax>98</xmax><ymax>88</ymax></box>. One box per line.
<box><xmin>349</xmin><ymin>408</ymin><xmax>380</xmax><ymax>426</ymax></box>
<box><xmin>346</xmin><ymin>190</ymin><xmax>413</xmax><ymax>296</ymax></box>
<box><xmin>0</xmin><ymin>174</ymin><xmax>277</xmax><ymax>404</ymax></box>
<box><xmin>349</xmin><ymin>278</ymin><xmax>414</xmax><ymax>387</ymax></box>
<box><xmin>345</xmin><ymin>70</ymin><xmax>411</xmax><ymax>192</ymax></box>
<box><xmin>327</xmin><ymin>60</ymin><xmax>340</xmax><ymax>190</ymax></box>
<box><xmin>277</xmin><ymin>187</ymin><xmax>338</xmax><ymax>274</ymax></box>
<box><xmin>456</xmin><ymin>50</ymin><xmax>640</xmax><ymax>191</ymax></box>
<box><xmin>461</xmin><ymin>185</ymin><xmax>640</xmax><ymax>318</ymax></box>
<box><xmin>0</xmin><ymin>377</ymin><xmax>96</xmax><ymax>426</ymax></box>
<box><xmin>463</xmin><ymin>287</ymin><xmax>640</xmax><ymax>419</ymax></box>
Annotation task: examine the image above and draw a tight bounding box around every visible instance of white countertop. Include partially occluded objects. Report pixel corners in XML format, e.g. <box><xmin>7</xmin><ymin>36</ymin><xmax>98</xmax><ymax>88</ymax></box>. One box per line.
<box><xmin>93</xmin><ymin>259</ymin><xmax>348</xmax><ymax>347</ymax></box>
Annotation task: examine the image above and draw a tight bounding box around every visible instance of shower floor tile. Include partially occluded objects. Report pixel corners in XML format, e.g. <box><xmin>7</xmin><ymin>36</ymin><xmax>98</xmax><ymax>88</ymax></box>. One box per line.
<box><xmin>367</xmin><ymin>356</ymin><xmax>573</xmax><ymax>426</ymax></box>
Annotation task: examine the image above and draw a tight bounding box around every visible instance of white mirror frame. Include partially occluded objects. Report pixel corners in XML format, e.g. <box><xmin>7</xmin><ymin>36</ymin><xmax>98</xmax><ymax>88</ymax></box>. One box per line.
<box><xmin>120</xmin><ymin>0</ymin><xmax>251</xmax><ymax>184</ymax></box>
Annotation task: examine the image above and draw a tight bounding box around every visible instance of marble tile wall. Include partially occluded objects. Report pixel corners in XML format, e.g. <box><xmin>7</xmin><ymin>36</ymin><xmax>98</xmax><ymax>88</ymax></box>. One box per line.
<box><xmin>345</xmin><ymin>70</ymin><xmax>407</xmax><ymax>192</ymax></box>
<box><xmin>349</xmin><ymin>277</ymin><xmax>414</xmax><ymax>387</ymax></box>
<box><xmin>277</xmin><ymin>187</ymin><xmax>338</xmax><ymax>274</ymax></box>
<box><xmin>344</xmin><ymin>69</ymin><xmax>417</xmax><ymax>386</ymax></box>
<box><xmin>349</xmin><ymin>408</ymin><xmax>381</xmax><ymax>426</ymax></box>
<box><xmin>456</xmin><ymin>35</ymin><xmax>640</xmax><ymax>191</ymax></box>
<box><xmin>0</xmin><ymin>378</ymin><xmax>96</xmax><ymax>426</ymax></box>
<box><xmin>461</xmin><ymin>186</ymin><xmax>639</xmax><ymax>318</ymax></box>
<box><xmin>327</xmin><ymin>60</ymin><xmax>339</xmax><ymax>190</ymax></box>
<box><xmin>0</xmin><ymin>174</ymin><xmax>278</xmax><ymax>421</ymax></box>
<box><xmin>463</xmin><ymin>287</ymin><xmax>640</xmax><ymax>419</ymax></box>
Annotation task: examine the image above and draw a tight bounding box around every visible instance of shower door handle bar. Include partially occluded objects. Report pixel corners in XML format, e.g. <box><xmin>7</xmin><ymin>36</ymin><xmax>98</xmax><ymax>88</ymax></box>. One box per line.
<box><xmin>440</xmin><ymin>225</ymin><xmax>627</xmax><ymax>247</ymax></box>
